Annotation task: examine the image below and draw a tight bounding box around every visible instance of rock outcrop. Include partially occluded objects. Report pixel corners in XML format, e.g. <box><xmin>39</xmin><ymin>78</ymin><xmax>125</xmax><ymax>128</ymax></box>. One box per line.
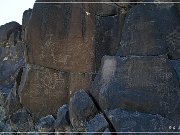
<box><xmin>0</xmin><ymin>0</ymin><xmax>180</xmax><ymax>134</ymax></box>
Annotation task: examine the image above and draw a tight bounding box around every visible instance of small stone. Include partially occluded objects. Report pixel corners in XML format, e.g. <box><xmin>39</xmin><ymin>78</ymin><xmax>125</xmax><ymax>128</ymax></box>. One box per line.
<box><xmin>36</xmin><ymin>115</ymin><xmax>55</xmax><ymax>132</ymax></box>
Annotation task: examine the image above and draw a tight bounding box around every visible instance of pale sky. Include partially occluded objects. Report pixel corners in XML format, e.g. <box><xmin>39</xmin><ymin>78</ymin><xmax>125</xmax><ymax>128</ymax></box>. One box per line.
<box><xmin>0</xmin><ymin>0</ymin><xmax>35</xmax><ymax>26</ymax></box>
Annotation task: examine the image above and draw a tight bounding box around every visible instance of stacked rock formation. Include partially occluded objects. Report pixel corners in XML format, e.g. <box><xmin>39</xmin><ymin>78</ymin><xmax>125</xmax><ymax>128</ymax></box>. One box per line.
<box><xmin>0</xmin><ymin>0</ymin><xmax>180</xmax><ymax>133</ymax></box>
<box><xmin>18</xmin><ymin>0</ymin><xmax>128</xmax><ymax>118</ymax></box>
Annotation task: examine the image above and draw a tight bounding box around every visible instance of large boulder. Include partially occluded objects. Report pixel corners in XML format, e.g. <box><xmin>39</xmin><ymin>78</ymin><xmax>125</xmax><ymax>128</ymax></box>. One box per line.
<box><xmin>90</xmin><ymin>56</ymin><xmax>180</xmax><ymax>120</ymax></box>
<box><xmin>117</xmin><ymin>4</ymin><xmax>180</xmax><ymax>59</ymax></box>
<box><xmin>26</xmin><ymin>1</ymin><xmax>96</xmax><ymax>73</ymax></box>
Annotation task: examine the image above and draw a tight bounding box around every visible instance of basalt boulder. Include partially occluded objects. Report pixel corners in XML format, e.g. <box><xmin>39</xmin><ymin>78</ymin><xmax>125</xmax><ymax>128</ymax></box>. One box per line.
<box><xmin>90</xmin><ymin>56</ymin><xmax>180</xmax><ymax>120</ymax></box>
<box><xmin>117</xmin><ymin>3</ymin><xmax>180</xmax><ymax>58</ymax></box>
<box><xmin>105</xmin><ymin>108</ymin><xmax>178</xmax><ymax>132</ymax></box>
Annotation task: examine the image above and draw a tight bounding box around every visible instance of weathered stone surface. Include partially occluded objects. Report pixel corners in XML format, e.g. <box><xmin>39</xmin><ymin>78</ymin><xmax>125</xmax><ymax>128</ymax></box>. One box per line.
<box><xmin>19</xmin><ymin>64</ymin><xmax>69</xmax><ymax>118</ymax></box>
<box><xmin>90</xmin><ymin>56</ymin><xmax>180</xmax><ymax>119</ymax></box>
<box><xmin>117</xmin><ymin>4</ymin><xmax>180</xmax><ymax>58</ymax></box>
<box><xmin>36</xmin><ymin>115</ymin><xmax>55</xmax><ymax>132</ymax></box>
<box><xmin>19</xmin><ymin>64</ymin><xmax>94</xmax><ymax>118</ymax></box>
<box><xmin>26</xmin><ymin>0</ymin><xmax>125</xmax><ymax>73</ymax></box>
<box><xmin>86</xmin><ymin>114</ymin><xmax>109</xmax><ymax>133</ymax></box>
<box><xmin>69</xmin><ymin>90</ymin><xmax>98</xmax><ymax>132</ymax></box>
<box><xmin>68</xmin><ymin>73</ymin><xmax>92</xmax><ymax>97</ymax></box>
<box><xmin>9</xmin><ymin>108</ymin><xmax>34</xmax><ymax>132</ymax></box>
<box><xmin>105</xmin><ymin>108</ymin><xmax>178</xmax><ymax>132</ymax></box>
<box><xmin>26</xmin><ymin>2</ymin><xmax>95</xmax><ymax>73</ymax></box>
<box><xmin>54</xmin><ymin>104</ymin><xmax>71</xmax><ymax>132</ymax></box>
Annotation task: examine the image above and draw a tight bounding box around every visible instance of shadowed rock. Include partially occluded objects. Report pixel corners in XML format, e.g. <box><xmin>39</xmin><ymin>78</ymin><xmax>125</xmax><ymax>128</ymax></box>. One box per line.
<box><xmin>36</xmin><ymin>115</ymin><xmax>55</xmax><ymax>132</ymax></box>
<box><xmin>54</xmin><ymin>104</ymin><xmax>71</xmax><ymax>132</ymax></box>
<box><xmin>117</xmin><ymin>4</ymin><xmax>180</xmax><ymax>58</ymax></box>
<box><xmin>105</xmin><ymin>108</ymin><xmax>178</xmax><ymax>132</ymax></box>
<box><xmin>90</xmin><ymin>56</ymin><xmax>180</xmax><ymax>120</ymax></box>
<box><xmin>69</xmin><ymin>90</ymin><xmax>98</xmax><ymax>132</ymax></box>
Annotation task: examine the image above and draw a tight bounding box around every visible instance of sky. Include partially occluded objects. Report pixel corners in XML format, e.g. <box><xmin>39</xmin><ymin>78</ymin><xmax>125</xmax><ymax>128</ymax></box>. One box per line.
<box><xmin>0</xmin><ymin>0</ymin><xmax>35</xmax><ymax>26</ymax></box>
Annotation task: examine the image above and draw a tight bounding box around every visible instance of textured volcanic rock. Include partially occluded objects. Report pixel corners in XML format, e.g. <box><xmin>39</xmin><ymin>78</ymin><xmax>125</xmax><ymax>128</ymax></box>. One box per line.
<box><xmin>54</xmin><ymin>104</ymin><xmax>71</xmax><ymax>132</ymax></box>
<box><xmin>19</xmin><ymin>64</ymin><xmax>69</xmax><ymax>118</ymax></box>
<box><xmin>105</xmin><ymin>108</ymin><xmax>178</xmax><ymax>132</ymax></box>
<box><xmin>36</xmin><ymin>115</ymin><xmax>55</xmax><ymax>132</ymax></box>
<box><xmin>117</xmin><ymin>4</ymin><xmax>180</xmax><ymax>58</ymax></box>
<box><xmin>69</xmin><ymin>90</ymin><xmax>98</xmax><ymax>132</ymax></box>
<box><xmin>26</xmin><ymin>0</ymin><xmax>126</xmax><ymax>73</ymax></box>
<box><xmin>9</xmin><ymin>108</ymin><xmax>34</xmax><ymax>132</ymax></box>
<box><xmin>20</xmin><ymin>0</ymin><xmax>127</xmax><ymax>118</ymax></box>
<box><xmin>86</xmin><ymin>113</ymin><xmax>109</xmax><ymax>133</ymax></box>
<box><xmin>19</xmin><ymin>64</ymin><xmax>95</xmax><ymax>117</ymax></box>
<box><xmin>90</xmin><ymin>56</ymin><xmax>180</xmax><ymax>120</ymax></box>
<box><xmin>26</xmin><ymin>1</ymin><xmax>96</xmax><ymax>73</ymax></box>
<box><xmin>94</xmin><ymin>15</ymin><xmax>125</xmax><ymax>70</ymax></box>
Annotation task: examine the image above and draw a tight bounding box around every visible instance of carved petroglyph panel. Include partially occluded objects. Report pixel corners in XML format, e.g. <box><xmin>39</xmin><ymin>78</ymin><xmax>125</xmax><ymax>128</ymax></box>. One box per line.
<box><xmin>20</xmin><ymin>65</ymin><xmax>69</xmax><ymax>117</ymax></box>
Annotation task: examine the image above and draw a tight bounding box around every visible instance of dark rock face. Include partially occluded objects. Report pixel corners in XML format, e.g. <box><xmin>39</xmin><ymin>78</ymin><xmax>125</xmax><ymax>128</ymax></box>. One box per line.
<box><xmin>117</xmin><ymin>4</ymin><xmax>180</xmax><ymax>58</ymax></box>
<box><xmin>94</xmin><ymin>15</ymin><xmax>125</xmax><ymax>70</ymax></box>
<box><xmin>26</xmin><ymin>2</ymin><xmax>95</xmax><ymax>73</ymax></box>
<box><xmin>36</xmin><ymin>115</ymin><xmax>55</xmax><ymax>132</ymax></box>
<box><xmin>105</xmin><ymin>108</ymin><xmax>178</xmax><ymax>132</ymax></box>
<box><xmin>54</xmin><ymin>104</ymin><xmax>71</xmax><ymax>132</ymax></box>
<box><xmin>90</xmin><ymin>56</ymin><xmax>180</xmax><ymax>119</ymax></box>
<box><xmin>22</xmin><ymin>8</ymin><xmax>32</xmax><ymax>42</ymax></box>
<box><xmin>19</xmin><ymin>64</ymin><xmax>69</xmax><ymax>118</ymax></box>
<box><xmin>20</xmin><ymin>1</ymin><xmax>127</xmax><ymax>118</ymax></box>
<box><xmin>69</xmin><ymin>90</ymin><xmax>98</xmax><ymax>132</ymax></box>
<box><xmin>22</xmin><ymin>8</ymin><xmax>32</xmax><ymax>29</ymax></box>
